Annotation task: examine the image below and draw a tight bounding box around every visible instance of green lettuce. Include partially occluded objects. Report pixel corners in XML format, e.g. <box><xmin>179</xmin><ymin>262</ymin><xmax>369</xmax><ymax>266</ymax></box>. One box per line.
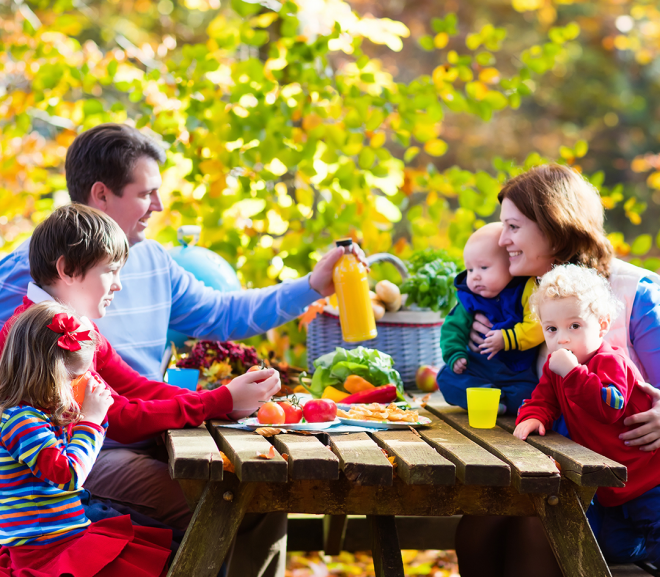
<box><xmin>307</xmin><ymin>347</ymin><xmax>405</xmax><ymax>401</ymax></box>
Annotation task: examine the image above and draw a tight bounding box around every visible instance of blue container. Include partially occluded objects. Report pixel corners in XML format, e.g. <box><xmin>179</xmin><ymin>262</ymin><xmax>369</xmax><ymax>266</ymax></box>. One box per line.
<box><xmin>167</xmin><ymin>368</ymin><xmax>200</xmax><ymax>391</ymax></box>
<box><xmin>167</xmin><ymin>226</ymin><xmax>242</xmax><ymax>348</ymax></box>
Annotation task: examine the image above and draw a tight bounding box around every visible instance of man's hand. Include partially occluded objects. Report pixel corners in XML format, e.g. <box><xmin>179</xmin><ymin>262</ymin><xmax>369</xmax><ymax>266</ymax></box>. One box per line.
<box><xmin>453</xmin><ymin>358</ymin><xmax>467</xmax><ymax>374</ymax></box>
<box><xmin>548</xmin><ymin>349</ymin><xmax>579</xmax><ymax>378</ymax></box>
<box><xmin>479</xmin><ymin>330</ymin><xmax>504</xmax><ymax>360</ymax></box>
<box><xmin>309</xmin><ymin>244</ymin><xmax>368</xmax><ymax>297</ymax></box>
<box><xmin>514</xmin><ymin>418</ymin><xmax>545</xmax><ymax>440</ymax></box>
<box><xmin>620</xmin><ymin>381</ymin><xmax>660</xmax><ymax>451</ymax></box>
<box><xmin>468</xmin><ymin>313</ymin><xmax>493</xmax><ymax>353</ymax></box>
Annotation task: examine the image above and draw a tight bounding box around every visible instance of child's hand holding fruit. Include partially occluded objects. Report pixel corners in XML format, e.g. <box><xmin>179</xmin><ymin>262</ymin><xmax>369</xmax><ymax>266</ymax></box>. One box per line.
<box><xmin>227</xmin><ymin>367</ymin><xmax>281</xmax><ymax>420</ymax></box>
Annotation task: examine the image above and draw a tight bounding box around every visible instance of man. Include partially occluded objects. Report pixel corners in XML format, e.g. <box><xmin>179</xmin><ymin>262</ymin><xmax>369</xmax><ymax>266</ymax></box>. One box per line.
<box><xmin>0</xmin><ymin>123</ymin><xmax>363</xmax><ymax>577</ymax></box>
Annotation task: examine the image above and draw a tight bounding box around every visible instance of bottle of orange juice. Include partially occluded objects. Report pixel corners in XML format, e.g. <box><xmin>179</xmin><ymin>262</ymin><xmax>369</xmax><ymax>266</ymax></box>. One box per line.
<box><xmin>70</xmin><ymin>372</ymin><xmax>92</xmax><ymax>406</ymax></box>
<box><xmin>332</xmin><ymin>239</ymin><xmax>377</xmax><ymax>342</ymax></box>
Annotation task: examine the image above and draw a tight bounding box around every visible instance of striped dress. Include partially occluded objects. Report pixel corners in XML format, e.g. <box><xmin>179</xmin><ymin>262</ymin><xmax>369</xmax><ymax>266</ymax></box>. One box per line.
<box><xmin>0</xmin><ymin>405</ymin><xmax>104</xmax><ymax>546</ymax></box>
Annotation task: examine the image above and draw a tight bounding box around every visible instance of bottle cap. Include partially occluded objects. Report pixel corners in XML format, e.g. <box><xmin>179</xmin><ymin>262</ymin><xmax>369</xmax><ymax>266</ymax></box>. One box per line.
<box><xmin>335</xmin><ymin>238</ymin><xmax>353</xmax><ymax>247</ymax></box>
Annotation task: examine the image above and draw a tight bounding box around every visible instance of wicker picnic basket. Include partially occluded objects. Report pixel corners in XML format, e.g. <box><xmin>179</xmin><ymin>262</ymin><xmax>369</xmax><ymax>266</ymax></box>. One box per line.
<box><xmin>306</xmin><ymin>253</ymin><xmax>444</xmax><ymax>388</ymax></box>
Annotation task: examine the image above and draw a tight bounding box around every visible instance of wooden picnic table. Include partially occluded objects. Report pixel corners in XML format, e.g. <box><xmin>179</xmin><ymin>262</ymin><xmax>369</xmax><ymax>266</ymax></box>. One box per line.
<box><xmin>163</xmin><ymin>404</ymin><xmax>630</xmax><ymax>577</ymax></box>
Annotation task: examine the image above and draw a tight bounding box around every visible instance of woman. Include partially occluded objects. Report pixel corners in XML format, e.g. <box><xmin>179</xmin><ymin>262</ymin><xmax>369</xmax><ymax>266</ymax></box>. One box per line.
<box><xmin>456</xmin><ymin>164</ymin><xmax>660</xmax><ymax>577</ymax></box>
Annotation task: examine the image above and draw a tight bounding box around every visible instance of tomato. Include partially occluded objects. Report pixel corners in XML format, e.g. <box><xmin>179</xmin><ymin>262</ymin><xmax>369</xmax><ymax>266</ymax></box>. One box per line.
<box><xmin>278</xmin><ymin>401</ymin><xmax>303</xmax><ymax>424</ymax></box>
<box><xmin>257</xmin><ymin>401</ymin><xmax>286</xmax><ymax>425</ymax></box>
<box><xmin>302</xmin><ymin>399</ymin><xmax>337</xmax><ymax>423</ymax></box>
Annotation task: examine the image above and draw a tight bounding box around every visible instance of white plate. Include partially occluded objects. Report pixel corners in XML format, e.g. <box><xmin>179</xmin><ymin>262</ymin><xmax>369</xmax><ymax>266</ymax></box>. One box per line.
<box><xmin>239</xmin><ymin>417</ymin><xmax>341</xmax><ymax>430</ymax></box>
<box><xmin>337</xmin><ymin>416</ymin><xmax>432</xmax><ymax>430</ymax></box>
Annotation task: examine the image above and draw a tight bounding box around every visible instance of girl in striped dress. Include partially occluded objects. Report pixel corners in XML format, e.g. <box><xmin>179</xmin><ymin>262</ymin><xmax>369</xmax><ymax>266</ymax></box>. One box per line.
<box><xmin>0</xmin><ymin>302</ymin><xmax>171</xmax><ymax>577</ymax></box>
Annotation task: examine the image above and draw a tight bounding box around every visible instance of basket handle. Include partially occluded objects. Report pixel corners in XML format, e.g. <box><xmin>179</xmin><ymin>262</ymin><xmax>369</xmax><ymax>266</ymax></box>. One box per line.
<box><xmin>366</xmin><ymin>253</ymin><xmax>408</xmax><ymax>280</ymax></box>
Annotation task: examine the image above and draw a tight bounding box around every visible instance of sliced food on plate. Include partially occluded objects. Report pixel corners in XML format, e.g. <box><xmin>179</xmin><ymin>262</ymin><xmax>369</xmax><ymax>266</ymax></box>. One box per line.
<box><xmin>337</xmin><ymin>402</ymin><xmax>431</xmax><ymax>429</ymax></box>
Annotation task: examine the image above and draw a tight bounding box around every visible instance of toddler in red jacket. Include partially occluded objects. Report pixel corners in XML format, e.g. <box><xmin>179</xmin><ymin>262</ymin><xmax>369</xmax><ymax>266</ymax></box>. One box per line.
<box><xmin>514</xmin><ymin>263</ymin><xmax>660</xmax><ymax>566</ymax></box>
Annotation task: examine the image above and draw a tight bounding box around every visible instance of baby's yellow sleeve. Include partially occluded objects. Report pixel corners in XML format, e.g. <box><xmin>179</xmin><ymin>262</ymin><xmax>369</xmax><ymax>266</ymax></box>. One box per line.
<box><xmin>501</xmin><ymin>277</ymin><xmax>544</xmax><ymax>351</ymax></box>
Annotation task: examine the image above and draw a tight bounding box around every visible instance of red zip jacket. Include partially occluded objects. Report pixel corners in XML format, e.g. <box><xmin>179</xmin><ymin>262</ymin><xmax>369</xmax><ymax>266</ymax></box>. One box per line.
<box><xmin>0</xmin><ymin>298</ymin><xmax>233</xmax><ymax>444</ymax></box>
<box><xmin>517</xmin><ymin>341</ymin><xmax>660</xmax><ymax>506</ymax></box>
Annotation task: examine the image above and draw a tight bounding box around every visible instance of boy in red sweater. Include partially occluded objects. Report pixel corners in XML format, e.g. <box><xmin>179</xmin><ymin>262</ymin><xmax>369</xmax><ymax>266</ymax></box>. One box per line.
<box><xmin>514</xmin><ymin>264</ymin><xmax>660</xmax><ymax>565</ymax></box>
<box><xmin>0</xmin><ymin>204</ymin><xmax>281</xmax><ymax>531</ymax></box>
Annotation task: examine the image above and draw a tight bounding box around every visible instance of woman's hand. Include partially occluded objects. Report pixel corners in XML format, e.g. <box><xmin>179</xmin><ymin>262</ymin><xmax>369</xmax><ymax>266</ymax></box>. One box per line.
<box><xmin>468</xmin><ymin>313</ymin><xmax>493</xmax><ymax>352</ymax></box>
<box><xmin>479</xmin><ymin>330</ymin><xmax>504</xmax><ymax>360</ymax></box>
<box><xmin>514</xmin><ymin>418</ymin><xmax>545</xmax><ymax>440</ymax></box>
<box><xmin>81</xmin><ymin>378</ymin><xmax>114</xmax><ymax>425</ymax></box>
<box><xmin>620</xmin><ymin>381</ymin><xmax>660</xmax><ymax>451</ymax></box>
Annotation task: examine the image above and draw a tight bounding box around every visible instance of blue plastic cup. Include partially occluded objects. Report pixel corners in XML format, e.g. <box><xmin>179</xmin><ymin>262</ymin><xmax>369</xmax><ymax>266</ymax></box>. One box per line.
<box><xmin>167</xmin><ymin>368</ymin><xmax>200</xmax><ymax>391</ymax></box>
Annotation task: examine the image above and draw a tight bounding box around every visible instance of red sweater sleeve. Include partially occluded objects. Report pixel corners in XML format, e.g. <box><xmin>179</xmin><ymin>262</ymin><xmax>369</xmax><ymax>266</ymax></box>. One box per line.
<box><xmin>94</xmin><ymin>331</ymin><xmax>234</xmax><ymax>444</ymax></box>
<box><xmin>516</xmin><ymin>361</ymin><xmax>561</xmax><ymax>430</ymax></box>
<box><xmin>35</xmin><ymin>421</ymin><xmax>105</xmax><ymax>485</ymax></box>
<box><xmin>562</xmin><ymin>353</ymin><xmax>634</xmax><ymax>425</ymax></box>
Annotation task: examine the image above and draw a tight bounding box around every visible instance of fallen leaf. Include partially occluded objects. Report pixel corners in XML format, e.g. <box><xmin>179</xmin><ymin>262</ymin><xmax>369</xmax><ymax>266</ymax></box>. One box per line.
<box><xmin>548</xmin><ymin>455</ymin><xmax>561</xmax><ymax>473</ymax></box>
<box><xmin>256</xmin><ymin>427</ymin><xmax>285</xmax><ymax>437</ymax></box>
<box><xmin>282</xmin><ymin>453</ymin><xmax>289</xmax><ymax>461</ymax></box>
<box><xmin>422</xmin><ymin>393</ymin><xmax>432</xmax><ymax>403</ymax></box>
<box><xmin>380</xmin><ymin>448</ymin><xmax>389</xmax><ymax>457</ymax></box>
<box><xmin>298</xmin><ymin>298</ymin><xmax>327</xmax><ymax>329</ymax></box>
<box><xmin>219</xmin><ymin>451</ymin><xmax>235</xmax><ymax>473</ymax></box>
<box><xmin>256</xmin><ymin>445</ymin><xmax>276</xmax><ymax>459</ymax></box>
<box><xmin>387</xmin><ymin>455</ymin><xmax>397</xmax><ymax>467</ymax></box>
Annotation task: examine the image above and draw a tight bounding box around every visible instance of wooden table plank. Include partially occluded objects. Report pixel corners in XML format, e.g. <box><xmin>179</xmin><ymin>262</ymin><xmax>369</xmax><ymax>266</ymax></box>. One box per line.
<box><xmin>428</xmin><ymin>408</ymin><xmax>561</xmax><ymax>494</ymax></box>
<box><xmin>271</xmin><ymin>434</ymin><xmax>340</xmax><ymax>480</ymax></box>
<box><xmin>208</xmin><ymin>423</ymin><xmax>288</xmax><ymax>483</ymax></box>
<box><xmin>328</xmin><ymin>433</ymin><xmax>393</xmax><ymax>486</ymax></box>
<box><xmin>498</xmin><ymin>416</ymin><xmax>627</xmax><ymax>488</ymax></box>
<box><xmin>371</xmin><ymin>430</ymin><xmax>456</xmax><ymax>485</ymax></box>
<box><xmin>416</xmin><ymin>409</ymin><xmax>511</xmax><ymax>486</ymax></box>
<box><xmin>165</xmin><ymin>427</ymin><xmax>223</xmax><ymax>481</ymax></box>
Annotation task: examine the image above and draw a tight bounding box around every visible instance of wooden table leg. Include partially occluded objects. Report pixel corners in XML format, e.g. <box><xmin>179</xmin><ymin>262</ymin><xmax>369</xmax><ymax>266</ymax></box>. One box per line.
<box><xmin>532</xmin><ymin>481</ymin><xmax>612</xmax><ymax>577</ymax></box>
<box><xmin>323</xmin><ymin>514</ymin><xmax>347</xmax><ymax>555</ymax></box>
<box><xmin>167</xmin><ymin>475</ymin><xmax>256</xmax><ymax>577</ymax></box>
<box><xmin>369</xmin><ymin>515</ymin><xmax>404</xmax><ymax>577</ymax></box>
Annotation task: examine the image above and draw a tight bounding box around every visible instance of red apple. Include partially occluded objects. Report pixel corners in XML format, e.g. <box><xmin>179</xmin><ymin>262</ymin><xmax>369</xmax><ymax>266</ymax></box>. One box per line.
<box><xmin>415</xmin><ymin>365</ymin><xmax>439</xmax><ymax>392</ymax></box>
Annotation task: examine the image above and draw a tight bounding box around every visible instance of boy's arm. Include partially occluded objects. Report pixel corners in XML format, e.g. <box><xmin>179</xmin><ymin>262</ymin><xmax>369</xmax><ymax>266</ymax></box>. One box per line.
<box><xmin>95</xmin><ymin>335</ymin><xmax>236</xmax><ymax>443</ymax></box>
<box><xmin>562</xmin><ymin>353</ymin><xmax>635</xmax><ymax>424</ymax></box>
<box><xmin>516</xmin><ymin>363</ymin><xmax>560</xmax><ymax>430</ymax></box>
<box><xmin>440</xmin><ymin>303</ymin><xmax>473</xmax><ymax>368</ymax></box>
<box><xmin>0</xmin><ymin>407</ymin><xmax>104</xmax><ymax>490</ymax></box>
<box><xmin>502</xmin><ymin>278</ymin><xmax>544</xmax><ymax>351</ymax></box>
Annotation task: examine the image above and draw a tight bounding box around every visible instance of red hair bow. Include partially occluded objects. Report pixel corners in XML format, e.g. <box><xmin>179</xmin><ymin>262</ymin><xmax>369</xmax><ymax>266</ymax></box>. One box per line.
<box><xmin>46</xmin><ymin>313</ymin><xmax>91</xmax><ymax>352</ymax></box>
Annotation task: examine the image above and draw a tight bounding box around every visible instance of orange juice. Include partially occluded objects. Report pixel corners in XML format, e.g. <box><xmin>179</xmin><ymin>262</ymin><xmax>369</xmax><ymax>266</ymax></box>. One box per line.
<box><xmin>332</xmin><ymin>239</ymin><xmax>377</xmax><ymax>342</ymax></box>
<box><xmin>71</xmin><ymin>372</ymin><xmax>92</xmax><ymax>406</ymax></box>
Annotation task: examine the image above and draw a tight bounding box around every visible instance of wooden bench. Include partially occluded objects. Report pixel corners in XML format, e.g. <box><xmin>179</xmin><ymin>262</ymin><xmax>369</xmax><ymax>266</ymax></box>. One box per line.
<box><xmin>163</xmin><ymin>405</ymin><xmax>649</xmax><ymax>577</ymax></box>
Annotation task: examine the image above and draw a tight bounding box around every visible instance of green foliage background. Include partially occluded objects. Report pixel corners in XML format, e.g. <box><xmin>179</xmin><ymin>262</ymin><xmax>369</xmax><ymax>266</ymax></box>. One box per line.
<box><xmin>2</xmin><ymin>0</ymin><xmax>660</xmax><ymax>362</ymax></box>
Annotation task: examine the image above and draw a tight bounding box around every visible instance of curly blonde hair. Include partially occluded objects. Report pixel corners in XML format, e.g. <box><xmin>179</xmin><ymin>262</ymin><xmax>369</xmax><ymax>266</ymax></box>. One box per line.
<box><xmin>530</xmin><ymin>264</ymin><xmax>622</xmax><ymax>322</ymax></box>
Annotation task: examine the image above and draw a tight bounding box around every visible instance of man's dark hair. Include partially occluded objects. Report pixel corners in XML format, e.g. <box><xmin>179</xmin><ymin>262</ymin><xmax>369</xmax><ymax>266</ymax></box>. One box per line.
<box><xmin>30</xmin><ymin>204</ymin><xmax>129</xmax><ymax>286</ymax></box>
<box><xmin>65</xmin><ymin>123</ymin><xmax>166</xmax><ymax>203</ymax></box>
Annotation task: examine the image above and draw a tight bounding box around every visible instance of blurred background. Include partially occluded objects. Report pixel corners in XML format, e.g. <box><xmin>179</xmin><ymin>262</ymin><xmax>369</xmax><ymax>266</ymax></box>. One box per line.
<box><xmin>1</xmin><ymin>0</ymin><xmax>659</xmax><ymax>364</ymax></box>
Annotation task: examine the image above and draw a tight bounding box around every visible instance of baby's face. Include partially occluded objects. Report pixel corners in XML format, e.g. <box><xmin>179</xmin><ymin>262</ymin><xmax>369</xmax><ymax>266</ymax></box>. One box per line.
<box><xmin>539</xmin><ymin>296</ymin><xmax>608</xmax><ymax>365</ymax></box>
<box><xmin>463</xmin><ymin>243</ymin><xmax>512</xmax><ymax>298</ymax></box>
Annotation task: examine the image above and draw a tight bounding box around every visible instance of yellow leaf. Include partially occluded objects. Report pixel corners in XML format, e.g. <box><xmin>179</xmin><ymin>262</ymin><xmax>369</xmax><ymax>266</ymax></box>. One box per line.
<box><xmin>478</xmin><ymin>67</ymin><xmax>500</xmax><ymax>84</ymax></box>
<box><xmin>370</xmin><ymin>132</ymin><xmax>386</xmax><ymax>148</ymax></box>
<box><xmin>424</xmin><ymin>139</ymin><xmax>448</xmax><ymax>157</ymax></box>
<box><xmin>647</xmin><ymin>172</ymin><xmax>660</xmax><ymax>190</ymax></box>
<box><xmin>631</xmin><ymin>157</ymin><xmax>649</xmax><ymax>173</ymax></box>
<box><xmin>434</xmin><ymin>32</ymin><xmax>449</xmax><ymax>49</ymax></box>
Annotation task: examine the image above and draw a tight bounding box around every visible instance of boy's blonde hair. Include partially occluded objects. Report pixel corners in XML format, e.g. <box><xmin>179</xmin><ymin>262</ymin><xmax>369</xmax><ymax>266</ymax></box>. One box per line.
<box><xmin>0</xmin><ymin>302</ymin><xmax>97</xmax><ymax>426</ymax></box>
<box><xmin>530</xmin><ymin>264</ymin><xmax>622</xmax><ymax>321</ymax></box>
